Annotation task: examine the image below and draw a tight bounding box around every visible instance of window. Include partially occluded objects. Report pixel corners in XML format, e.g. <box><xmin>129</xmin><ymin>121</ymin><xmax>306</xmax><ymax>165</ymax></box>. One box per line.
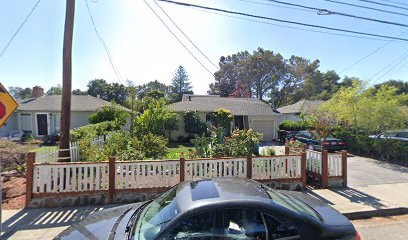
<box><xmin>263</xmin><ymin>214</ymin><xmax>300</xmax><ymax>240</ymax></box>
<box><xmin>162</xmin><ymin>211</ymin><xmax>217</xmax><ymax>240</ymax></box>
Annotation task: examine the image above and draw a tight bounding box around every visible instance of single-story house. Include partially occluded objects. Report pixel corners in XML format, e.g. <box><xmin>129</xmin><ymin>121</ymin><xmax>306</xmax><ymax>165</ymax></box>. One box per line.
<box><xmin>168</xmin><ymin>95</ymin><xmax>280</xmax><ymax>142</ymax></box>
<box><xmin>0</xmin><ymin>88</ymin><xmax>115</xmax><ymax>138</ymax></box>
<box><xmin>276</xmin><ymin>100</ymin><xmax>325</xmax><ymax>123</ymax></box>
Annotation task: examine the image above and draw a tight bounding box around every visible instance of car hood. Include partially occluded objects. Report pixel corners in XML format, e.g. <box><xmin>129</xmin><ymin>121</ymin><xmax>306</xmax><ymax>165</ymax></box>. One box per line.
<box><xmin>280</xmin><ymin>190</ymin><xmax>352</xmax><ymax>227</ymax></box>
<box><xmin>54</xmin><ymin>202</ymin><xmax>145</xmax><ymax>240</ymax></box>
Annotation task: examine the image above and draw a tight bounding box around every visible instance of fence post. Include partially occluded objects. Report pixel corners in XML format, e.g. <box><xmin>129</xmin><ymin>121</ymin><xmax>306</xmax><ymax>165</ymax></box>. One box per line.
<box><xmin>180</xmin><ymin>158</ymin><xmax>185</xmax><ymax>182</ymax></box>
<box><xmin>25</xmin><ymin>152</ymin><xmax>35</xmax><ymax>207</ymax></box>
<box><xmin>321</xmin><ymin>150</ymin><xmax>329</xmax><ymax>189</ymax></box>
<box><xmin>246</xmin><ymin>155</ymin><xmax>252</xmax><ymax>179</ymax></box>
<box><xmin>341</xmin><ymin>150</ymin><xmax>348</xmax><ymax>187</ymax></box>
<box><xmin>284</xmin><ymin>146</ymin><xmax>289</xmax><ymax>155</ymax></box>
<box><xmin>301</xmin><ymin>150</ymin><xmax>307</xmax><ymax>189</ymax></box>
<box><xmin>108</xmin><ymin>157</ymin><xmax>116</xmax><ymax>204</ymax></box>
<box><xmin>302</xmin><ymin>144</ymin><xmax>306</xmax><ymax>152</ymax></box>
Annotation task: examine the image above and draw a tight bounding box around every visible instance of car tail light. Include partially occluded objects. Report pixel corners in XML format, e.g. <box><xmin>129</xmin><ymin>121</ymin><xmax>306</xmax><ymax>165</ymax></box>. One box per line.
<box><xmin>322</xmin><ymin>141</ymin><xmax>330</xmax><ymax>145</ymax></box>
<box><xmin>356</xmin><ymin>230</ymin><xmax>361</xmax><ymax>240</ymax></box>
<box><xmin>338</xmin><ymin>141</ymin><xmax>346</xmax><ymax>145</ymax></box>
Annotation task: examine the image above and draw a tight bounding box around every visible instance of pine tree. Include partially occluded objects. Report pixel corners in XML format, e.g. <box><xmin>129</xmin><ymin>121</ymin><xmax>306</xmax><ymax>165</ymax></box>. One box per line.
<box><xmin>170</xmin><ymin>66</ymin><xmax>193</xmax><ymax>102</ymax></box>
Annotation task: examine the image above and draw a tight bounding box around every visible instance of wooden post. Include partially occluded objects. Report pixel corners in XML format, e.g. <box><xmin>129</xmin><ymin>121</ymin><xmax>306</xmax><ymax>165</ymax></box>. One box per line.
<box><xmin>246</xmin><ymin>155</ymin><xmax>252</xmax><ymax>179</ymax></box>
<box><xmin>108</xmin><ymin>157</ymin><xmax>116</xmax><ymax>203</ymax></box>
<box><xmin>25</xmin><ymin>152</ymin><xmax>35</xmax><ymax>207</ymax></box>
<box><xmin>301</xmin><ymin>151</ymin><xmax>307</xmax><ymax>189</ymax></box>
<box><xmin>284</xmin><ymin>146</ymin><xmax>289</xmax><ymax>155</ymax></box>
<box><xmin>179</xmin><ymin>158</ymin><xmax>185</xmax><ymax>182</ymax></box>
<box><xmin>341</xmin><ymin>150</ymin><xmax>348</xmax><ymax>187</ymax></box>
<box><xmin>321</xmin><ymin>150</ymin><xmax>329</xmax><ymax>189</ymax></box>
<box><xmin>302</xmin><ymin>144</ymin><xmax>306</xmax><ymax>152</ymax></box>
<box><xmin>58</xmin><ymin>0</ymin><xmax>76</xmax><ymax>162</ymax></box>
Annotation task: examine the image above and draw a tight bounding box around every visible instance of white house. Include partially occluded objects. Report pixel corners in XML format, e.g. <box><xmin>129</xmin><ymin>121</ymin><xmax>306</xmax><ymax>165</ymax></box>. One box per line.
<box><xmin>168</xmin><ymin>95</ymin><xmax>280</xmax><ymax>142</ymax></box>
<box><xmin>0</xmin><ymin>88</ymin><xmax>115</xmax><ymax>138</ymax></box>
<box><xmin>276</xmin><ymin>100</ymin><xmax>326</xmax><ymax>124</ymax></box>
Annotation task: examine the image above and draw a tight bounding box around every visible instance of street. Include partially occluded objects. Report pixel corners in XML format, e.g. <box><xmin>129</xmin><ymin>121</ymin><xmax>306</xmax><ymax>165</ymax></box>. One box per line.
<box><xmin>352</xmin><ymin>214</ymin><xmax>408</xmax><ymax>240</ymax></box>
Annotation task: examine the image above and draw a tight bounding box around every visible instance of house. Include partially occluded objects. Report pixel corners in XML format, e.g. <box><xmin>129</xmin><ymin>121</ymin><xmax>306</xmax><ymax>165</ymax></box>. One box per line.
<box><xmin>168</xmin><ymin>95</ymin><xmax>280</xmax><ymax>142</ymax></box>
<box><xmin>0</xmin><ymin>86</ymin><xmax>115</xmax><ymax>138</ymax></box>
<box><xmin>276</xmin><ymin>100</ymin><xmax>325</xmax><ymax>123</ymax></box>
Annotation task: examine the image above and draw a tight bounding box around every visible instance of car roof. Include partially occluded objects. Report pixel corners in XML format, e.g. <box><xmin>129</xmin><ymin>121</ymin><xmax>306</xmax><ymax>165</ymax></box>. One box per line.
<box><xmin>175</xmin><ymin>178</ymin><xmax>271</xmax><ymax>213</ymax></box>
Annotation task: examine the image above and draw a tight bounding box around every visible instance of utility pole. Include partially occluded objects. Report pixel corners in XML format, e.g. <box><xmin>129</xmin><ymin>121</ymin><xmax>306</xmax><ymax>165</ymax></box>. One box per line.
<box><xmin>58</xmin><ymin>0</ymin><xmax>75</xmax><ymax>162</ymax></box>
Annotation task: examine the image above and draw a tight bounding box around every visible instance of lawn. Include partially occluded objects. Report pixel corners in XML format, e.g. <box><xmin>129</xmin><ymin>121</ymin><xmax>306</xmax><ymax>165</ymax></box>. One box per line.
<box><xmin>165</xmin><ymin>146</ymin><xmax>194</xmax><ymax>159</ymax></box>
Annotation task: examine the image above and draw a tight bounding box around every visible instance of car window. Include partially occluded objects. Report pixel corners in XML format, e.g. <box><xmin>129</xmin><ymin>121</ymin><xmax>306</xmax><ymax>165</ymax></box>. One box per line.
<box><xmin>162</xmin><ymin>211</ymin><xmax>217</xmax><ymax>240</ymax></box>
<box><xmin>263</xmin><ymin>214</ymin><xmax>300</xmax><ymax>240</ymax></box>
<box><xmin>219</xmin><ymin>208</ymin><xmax>266</xmax><ymax>239</ymax></box>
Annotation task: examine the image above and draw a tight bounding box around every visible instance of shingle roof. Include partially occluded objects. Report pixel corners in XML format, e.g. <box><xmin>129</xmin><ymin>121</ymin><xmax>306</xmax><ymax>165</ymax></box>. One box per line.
<box><xmin>276</xmin><ymin>100</ymin><xmax>325</xmax><ymax>114</ymax></box>
<box><xmin>168</xmin><ymin>95</ymin><xmax>277</xmax><ymax>116</ymax></box>
<box><xmin>17</xmin><ymin>95</ymin><xmax>113</xmax><ymax>112</ymax></box>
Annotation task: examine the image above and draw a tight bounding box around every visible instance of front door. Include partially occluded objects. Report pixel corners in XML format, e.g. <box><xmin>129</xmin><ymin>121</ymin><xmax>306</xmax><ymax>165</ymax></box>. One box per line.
<box><xmin>37</xmin><ymin>114</ymin><xmax>48</xmax><ymax>135</ymax></box>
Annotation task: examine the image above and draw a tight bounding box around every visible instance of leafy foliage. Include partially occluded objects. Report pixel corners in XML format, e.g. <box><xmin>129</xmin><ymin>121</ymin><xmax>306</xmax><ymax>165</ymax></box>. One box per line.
<box><xmin>209</xmin><ymin>108</ymin><xmax>234</xmax><ymax>134</ymax></box>
<box><xmin>260</xmin><ymin>147</ymin><xmax>276</xmax><ymax>156</ymax></box>
<box><xmin>278</xmin><ymin>120</ymin><xmax>308</xmax><ymax>131</ymax></box>
<box><xmin>225</xmin><ymin>129</ymin><xmax>263</xmax><ymax>157</ymax></box>
<box><xmin>88</xmin><ymin>104</ymin><xmax>129</xmax><ymax>126</ymax></box>
<box><xmin>8</xmin><ymin>87</ymin><xmax>32</xmax><ymax>99</ymax></box>
<box><xmin>133</xmin><ymin>104</ymin><xmax>179</xmax><ymax>137</ymax></box>
<box><xmin>87</xmin><ymin>79</ymin><xmax>127</xmax><ymax>105</ymax></box>
<box><xmin>70</xmin><ymin>121</ymin><xmax>121</xmax><ymax>141</ymax></box>
<box><xmin>0</xmin><ymin>140</ymin><xmax>33</xmax><ymax>175</ymax></box>
<box><xmin>183</xmin><ymin>111</ymin><xmax>208</xmax><ymax>137</ymax></box>
<box><xmin>46</xmin><ymin>84</ymin><xmax>62</xmax><ymax>95</ymax></box>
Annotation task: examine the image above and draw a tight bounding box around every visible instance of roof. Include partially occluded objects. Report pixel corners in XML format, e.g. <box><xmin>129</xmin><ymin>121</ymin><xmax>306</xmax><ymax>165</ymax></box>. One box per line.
<box><xmin>17</xmin><ymin>95</ymin><xmax>113</xmax><ymax>112</ymax></box>
<box><xmin>168</xmin><ymin>95</ymin><xmax>278</xmax><ymax>116</ymax></box>
<box><xmin>176</xmin><ymin>178</ymin><xmax>271</xmax><ymax>213</ymax></box>
<box><xmin>277</xmin><ymin>100</ymin><xmax>325</xmax><ymax>114</ymax></box>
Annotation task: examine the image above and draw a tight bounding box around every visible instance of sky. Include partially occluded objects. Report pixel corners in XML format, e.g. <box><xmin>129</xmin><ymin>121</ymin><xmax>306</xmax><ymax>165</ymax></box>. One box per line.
<box><xmin>0</xmin><ymin>0</ymin><xmax>408</xmax><ymax>95</ymax></box>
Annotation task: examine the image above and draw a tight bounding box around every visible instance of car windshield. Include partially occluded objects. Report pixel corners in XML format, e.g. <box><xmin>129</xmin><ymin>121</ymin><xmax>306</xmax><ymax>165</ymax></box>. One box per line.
<box><xmin>132</xmin><ymin>187</ymin><xmax>180</xmax><ymax>240</ymax></box>
<box><xmin>263</xmin><ymin>186</ymin><xmax>321</xmax><ymax>221</ymax></box>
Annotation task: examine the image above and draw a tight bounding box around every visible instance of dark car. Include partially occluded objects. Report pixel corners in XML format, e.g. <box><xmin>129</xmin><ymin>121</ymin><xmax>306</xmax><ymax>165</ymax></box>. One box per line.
<box><xmin>55</xmin><ymin>178</ymin><xmax>359</xmax><ymax>240</ymax></box>
<box><xmin>294</xmin><ymin>131</ymin><xmax>346</xmax><ymax>152</ymax></box>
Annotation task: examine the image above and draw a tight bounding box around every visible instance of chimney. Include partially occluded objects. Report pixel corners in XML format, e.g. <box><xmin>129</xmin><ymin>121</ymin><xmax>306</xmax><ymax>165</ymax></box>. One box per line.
<box><xmin>32</xmin><ymin>86</ymin><xmax>44</xmax><ymax>98</ymax></box>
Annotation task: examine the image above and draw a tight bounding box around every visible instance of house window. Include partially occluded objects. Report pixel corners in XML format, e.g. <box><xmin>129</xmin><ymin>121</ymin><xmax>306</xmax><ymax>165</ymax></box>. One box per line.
<box><xmin>234</xmin><ymin>116</ymin><xmax>244</xmax><ymax>130</ymax></box>
<box><xmin>20</xmin><ymin>113</ymin><xmax>32</xmax><ymax>134</ymax></box>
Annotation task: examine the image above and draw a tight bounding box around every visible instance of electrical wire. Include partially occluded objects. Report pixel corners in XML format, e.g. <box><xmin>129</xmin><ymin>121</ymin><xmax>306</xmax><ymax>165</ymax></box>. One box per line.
<box><xmin>381</xmin><ymin>0</ymin><xmax>408</xmax><ymax>7</ymax></box>
<box><xmin>156</xmin><ymin>0</ymin><xmax>408</xmax><ymax>42</ymax></box>
<box><xmin>319</xmin><ymin>0</ymin><xmax>408</xmax><ymax>18</ymax></box>
<box><xmin>236</xmin><ymin>0</ymin><xmax>315</xmax><ymax>13</ymax></box>
<box><xmin>0</xmin><ymin>0</ymin><xmax>42</xmax><ymax>59</ymax></box>
<box><xmin>340</xmin><ymin>31</ymin><xmax>407</xmax><ymax>74</ymax></box>
<box><xmin>372</xmin><ymin>51</ymin><xmax>408</xmax><ymax>83</ymax></box>
<box><xmin>143</xmin><ymin>0</ymin><xmax>215</xmax><ymax>77</ymax></box>
<box><xmin>354</xmin><ymin>0</ymin><xmax>408</xmax><ymax>11</ymax></box>
<box><xmin>369</xmin><ymin>48</ymin><xmax>408</xmax><ymax>82</ymax></box>
<box><xmin>264</xmin><ymin>0</ymin><xmax>408</xmax><ymax>28</ymax></box>
<box><xmin>84</xmin><ymin>0</ymin><xmax>124</xmax><ymax>82</ymax></box>
<box><xmin>152</xmin><ymin>0</ymin><xmax>219</xmax><ymax>69</ymax></box>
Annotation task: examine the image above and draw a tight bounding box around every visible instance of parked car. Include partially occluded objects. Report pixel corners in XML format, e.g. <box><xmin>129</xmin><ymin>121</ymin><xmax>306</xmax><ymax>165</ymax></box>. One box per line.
<box><xmin>294</xmin><ymin>131</ymin><xmax>346</xmax><ymax>152</ymax></box>
<box><xmin>369</xmin><ymin>130</ymin><xmax>408</xmax><ymax>142</ymax></box>
<box><xmin>55</xmin><ymin>178</ymin><xmax>359</xmax><ymax>240</ymax></box>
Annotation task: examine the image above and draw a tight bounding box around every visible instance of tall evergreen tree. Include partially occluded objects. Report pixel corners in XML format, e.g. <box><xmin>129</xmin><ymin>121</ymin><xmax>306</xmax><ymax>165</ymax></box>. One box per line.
<box><xmin>170</xmin><ymin>66</ymin><xmax>193</xmax><ymax>102</ymax></box>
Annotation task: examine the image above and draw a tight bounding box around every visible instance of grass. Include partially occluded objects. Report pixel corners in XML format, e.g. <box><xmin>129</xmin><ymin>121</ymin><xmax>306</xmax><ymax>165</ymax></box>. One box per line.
<box><xmin>165</xmin><ymin>146</ymin><xmax>194</xmax><ymax>159</ymax></box>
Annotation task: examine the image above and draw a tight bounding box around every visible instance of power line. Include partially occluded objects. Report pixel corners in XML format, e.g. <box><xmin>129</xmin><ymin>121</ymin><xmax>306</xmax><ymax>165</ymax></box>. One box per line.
<box><xmin>372</xmin><ymin>51</ymin><xmax>408</xmax><ymax>83</ymax></box>
<box><xmin>0</xmin><ymin>0</ymin><xmax>42</xmax><ymax>59</ymax></box>
<box><xmin>354</xmin><ymin>0</ymin><xmax>408</xmax><ymax>11</ymax></box>
<box><xmin>264</xmin><ymin>0</ymin><xmax>408</xmax><ymax>28</ymax></box>
<box><xmin>156</xmin><ymin>0</ymin><xmax>408</xmax><ymax>42</ymax></box>
<box><xmin>152</xmin><ymin>0</ymin><xmax>219</xmax><ymax>69</ymax></box>
<box><xmin>192</xmin><ymin>6</ymin><xmax>394</xmax><ymax>42</ymax></box>
<box><xmin>84</xmin><ymin>0</ymin><xmax>124</xmax><ymax>82</ymax></box>
<box><xmin>236</xmin><ymin>0</ymin><xmax>315</xmax><ymax>13</ymax></box>
<box><xmin>320</xmin><ymin>0</ymin><xmax>408</xmax><ymax>18</ymax></box>
<box><xmin>143</xmin><ymin>0</ymin><xmax>215</xmax><ymax>77</ymax></box>
<box><xmin>340</xmin><ymin>31</ymin><xmax>407</xmax><ymax>74</ymax></box>
<box><xmin>381</xmin><ymin>0</ymin><xmax>408</xmax><ymax>7</ymax></box>
<box><xmin>369</xmin><ymin>48</ymin><xmax>408</xmax><ymax>82</ymax></box>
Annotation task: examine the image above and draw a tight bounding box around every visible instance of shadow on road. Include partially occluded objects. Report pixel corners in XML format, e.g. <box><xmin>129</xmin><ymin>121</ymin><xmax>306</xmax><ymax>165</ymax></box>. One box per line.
<box><xmin>1</xmin><ymin>205</ymin><xmax>117</xmax><ymax>239</ymax></box>
<box><xmin>330</xmin><ymin>188</ymin><xmax>387</xmax><ymax>210</ymax></box>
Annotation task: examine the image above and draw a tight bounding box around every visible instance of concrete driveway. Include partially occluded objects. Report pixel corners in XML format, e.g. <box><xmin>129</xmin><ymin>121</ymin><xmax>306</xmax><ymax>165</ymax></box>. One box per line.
<box><xmin>347</xmin><ymin>155</ymin><xmax>408</xmax><ymax>187</ymax></box>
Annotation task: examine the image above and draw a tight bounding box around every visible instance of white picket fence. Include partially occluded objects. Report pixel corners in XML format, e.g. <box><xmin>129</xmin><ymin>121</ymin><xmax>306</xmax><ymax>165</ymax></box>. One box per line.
<box><xmin>32</xmin><ymin>163</ymin><xmax>109</xmax><ymax>194</ymax></box>
<box><xmin>35</xmin><ymin>135</ymin><xmax>105</xmax><ymax>163</ymax></box>
<box><xmin>328</xmin><ymin>153</ymin><xmax>343</xmax><ymax>177</ymax></box>
<box><xmin>252</xmin><ymin>156</ymin><xmax>302</xmax><ymax>180</ymax></box>
<box><xmin>184</xmin><ymin>158</ymin><xmax>247</xmax><ymax>180</ymax></box>
<box><xmin>305</xmin><ymin>150</ymin><xmax>344</xmax><ymax>177</ymax></box>
<box><xmin>306</xmin><ymin>150</ymin><xmax>322</xmax><ymax>174</ymax></box>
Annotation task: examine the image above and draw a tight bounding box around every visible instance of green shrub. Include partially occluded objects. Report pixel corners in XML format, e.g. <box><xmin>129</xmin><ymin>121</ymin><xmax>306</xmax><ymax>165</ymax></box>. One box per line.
<box><xmin>134</xmin><ymin>133</ymin><xmax>168</xmax><ymax>159</ymax></box>
<box><xmin>183</xmin><ymin>111</ymin><xmax>208</xmax><ymax>137</ymax></box>
<box><xmin>225</xmin><ymin>128</ymin><xmax>263</xmax><ymax>157</ymax></box>
<box><xmin>70</xmin><ymin>121</ymin><xmax>120</xmax><ymax>141</ymax></box>
<box><xmin>279</xmin><ymin>120</ymin><xmax>308</xmax><ymax>131</ymax></box>
<box><xmin>88</xmin><ymin>104</ymin><xmax>129</xmax><ymax>126</ymax></box>
<box><xmin>261</xmin><ymin>147</ymin><xmax>276</xmax><ymax>156</ymax></box>
<box><xmin>133</xmin><ymin>106</ymin><xmax>179</xmax><ymax>137</ymax></box>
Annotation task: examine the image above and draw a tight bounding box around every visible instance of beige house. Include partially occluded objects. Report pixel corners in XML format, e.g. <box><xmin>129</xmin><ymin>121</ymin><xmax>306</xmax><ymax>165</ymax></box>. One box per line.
<box><xmin>276</xmin><ymin>100</ymin><xmax>326</xmax><ymax>123</ymax></box>
<box><xmin>1</xmin><ymin>92</ymin><xmax>114</xmax><ymax>138</ymax></box>
<box><xmin>168</xmin><ymin>95</ymin><xmax>280</xmax><ymax>142</ymax></box>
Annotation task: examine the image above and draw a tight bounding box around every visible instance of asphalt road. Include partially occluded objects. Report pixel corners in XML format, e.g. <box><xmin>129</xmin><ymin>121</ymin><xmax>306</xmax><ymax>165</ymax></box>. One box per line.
<box><xmin>352</xmin><ymin>214</ymin><xmax>408</xmax><ymax>240</ymax></box>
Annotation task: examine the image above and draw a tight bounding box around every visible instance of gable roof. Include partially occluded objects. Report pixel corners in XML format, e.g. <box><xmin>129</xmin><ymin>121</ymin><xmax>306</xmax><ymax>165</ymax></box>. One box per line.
<box><xmin>277</xmin><ymin>100</ymin><xmax>325</xmax><ymax>114</ymax></box>
<box><xmin>17</xmin><ymin>95</ymin><xmax>113</xmax><ymax>112</ymax></box>
<box><xmin>168</xmin><ymin>95</ymin><xmax>277</xmax><ymax>116</ymax></box>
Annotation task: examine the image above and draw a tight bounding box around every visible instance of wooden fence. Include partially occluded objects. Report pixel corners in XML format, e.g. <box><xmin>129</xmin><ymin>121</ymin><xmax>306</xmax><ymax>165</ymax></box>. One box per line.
<box><xmin>25</xmin><ymin>153</ymin><xmax>307</xmax><ymax>206</ymax></box>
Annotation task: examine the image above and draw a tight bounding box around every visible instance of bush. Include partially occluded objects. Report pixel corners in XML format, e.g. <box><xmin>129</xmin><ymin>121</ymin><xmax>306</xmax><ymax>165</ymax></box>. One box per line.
<box><xmin>261</xmin><ymin>147</ymin><xmax>276</xmax><ymax>156</ymax></box>
<box><xmin>0</xmin><ymin>140</ymin><xmax>33</xmax><ymax>175</ymax></box>
<box><xmin>279</xmin><ymin>120</ymin><xmax>308</xmax><ymax>131</ymax></box>
<box><xmin>88</xmin><ymin>104</ymin><xmax>129</xmax><ymax>126</ymax></box>
<box><xmin>225</xmin><ymin>129</ymin><xmax>263</xmax><ymax>157</ymax></box>
<box><xmin>70</xmin><ymin>121</ymin><xmax>121</xmax><ymax>141</ymax></box>
<box><xmin>183</xmin><ymin>111</ymin><xmax>208</xmax><ymax>137</ymax></box>
<box><xmin>133</xmin><ymin>106</ymin><xmax>179</xmax><ymax>137</ymax></box>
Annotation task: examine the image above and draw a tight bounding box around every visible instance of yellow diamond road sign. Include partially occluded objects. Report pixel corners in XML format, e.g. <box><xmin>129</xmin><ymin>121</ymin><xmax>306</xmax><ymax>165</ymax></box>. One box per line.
<box><xmin>0</xmin><ymin>83</ymin><xmax>19</xmax><ymax>127</ymax></box>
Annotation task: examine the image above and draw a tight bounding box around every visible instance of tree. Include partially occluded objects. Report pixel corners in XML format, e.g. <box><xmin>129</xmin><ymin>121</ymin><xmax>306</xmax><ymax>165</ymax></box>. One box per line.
<box><xmin>374</xmin><ymin>80</ymin><xmax>408</xmax><ymax>104</ymax></box>
<box><xmin>87</xmin><ymin>79</ymin><xmax>109</xmax><ymax>99</ymax></box>
<box><xmin>135</xmin><ymin>80</ymin><xmax>170</xmax><ymax>99</ymax></box>
<box><xmin>183</xmin><ymin>111</ymin><xmax>208</xmax><ymax>137</ymax></box>
<box><xmin>46</xmin><ymin>84</ymin><xmax>63</xmax><ymax>95</ymax></box>
<box><xmin>170</xmin><ymin>66</ymin><xmax>193</xmax><ymax>102</ymax></box>
<box><xmin>87</xmin><ymin>79</ymin><xmax>127</xmax><ymax>105</ymax></box>
<box><xmin>88</xmin><ymin>103</ymin><xmax>130</xmax><ymax>126</ymax></box>
<box><xmin>133</xmin><ymin>104</ymin><xmax>179</xmax><ymax>137</ymax></box>
<box><xmin>8</xmin><ymin>87</ymin><xmax>32</xmax><ymax>99</ymax></box>
<box><xmin>72</xmin><ymin>89</ymin><xmax>87</xmax><ymax>95</ymax></box>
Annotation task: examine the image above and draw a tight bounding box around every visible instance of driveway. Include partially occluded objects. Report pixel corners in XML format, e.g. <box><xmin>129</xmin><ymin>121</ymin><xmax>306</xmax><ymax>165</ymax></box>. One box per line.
<box><xmin>347</xmin><ymin>155</ymin><xmax>408</xmax><ymax>187</ymax></box>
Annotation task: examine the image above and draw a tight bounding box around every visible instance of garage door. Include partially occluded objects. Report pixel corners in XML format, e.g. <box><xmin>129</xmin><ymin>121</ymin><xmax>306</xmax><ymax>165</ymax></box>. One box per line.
<box><xmin>251</xmin><ymin>119</ymin><xmax>274</xmax><ymax>141</ymax></box>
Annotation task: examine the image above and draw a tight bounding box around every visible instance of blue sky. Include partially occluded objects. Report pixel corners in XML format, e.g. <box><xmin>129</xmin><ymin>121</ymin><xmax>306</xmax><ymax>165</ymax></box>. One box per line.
<box><xmin>0</xmin><ymin>0</ymin><xmax>407</xmax><ymax>95</ymax></box>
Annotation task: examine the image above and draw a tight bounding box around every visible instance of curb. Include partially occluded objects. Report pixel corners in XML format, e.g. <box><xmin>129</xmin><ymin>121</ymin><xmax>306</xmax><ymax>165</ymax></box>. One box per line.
<box><xmin>343</xmin><ymin>207</ymin><xmax>408</xmax><ymax>220</ymax></box>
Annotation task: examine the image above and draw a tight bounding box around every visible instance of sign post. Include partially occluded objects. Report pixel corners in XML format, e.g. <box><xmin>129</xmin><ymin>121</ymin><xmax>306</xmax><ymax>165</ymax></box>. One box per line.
<box><xmin>0</xmin><ymin>83</ymin><xmax>19</xmax><ymax>237</ymax></box>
